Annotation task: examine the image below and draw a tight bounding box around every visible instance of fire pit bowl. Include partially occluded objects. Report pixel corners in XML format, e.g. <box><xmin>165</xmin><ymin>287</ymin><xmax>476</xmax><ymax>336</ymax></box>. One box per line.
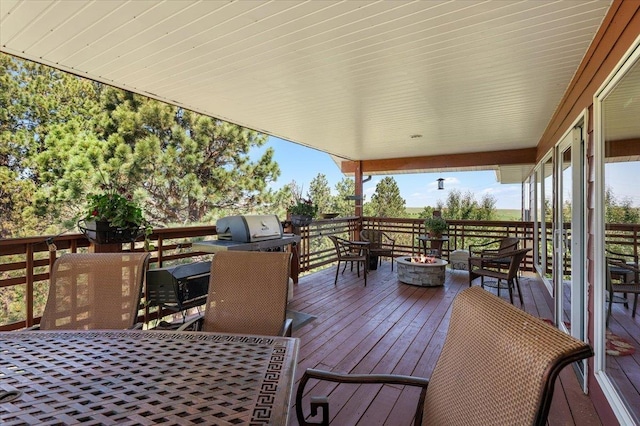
<box><xmin>397</xmin><ymin>256</ymin><xmax>448</xmax><ymax>287</ymax></box>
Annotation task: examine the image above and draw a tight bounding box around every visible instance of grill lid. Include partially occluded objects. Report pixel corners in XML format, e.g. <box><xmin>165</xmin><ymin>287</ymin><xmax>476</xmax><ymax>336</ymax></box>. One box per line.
<box><xmin>216</xmin><ymin>215</ymin><xmax>283</xmax><ymax>242</ymax></box>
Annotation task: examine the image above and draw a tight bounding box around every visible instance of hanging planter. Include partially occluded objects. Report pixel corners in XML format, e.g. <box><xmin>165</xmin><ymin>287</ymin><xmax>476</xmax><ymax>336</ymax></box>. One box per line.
<box><xmin>79</xmin><ymin>220</ymin><xmax>144</xmax><ymax>244</ymax></box>
<box><xmin>288</xmin><ymin>196</ymin><xmax>318</xmax><ymax>228</ymax></box>
<box><xmin>79</xmin><ymin>191</ymin><xmax>151</xmax><ymax>247</ymax></box>
<box><xmin>290</xmin><ymin>214</ymin><xmax>313</xmax><ymax>228</ymax></box>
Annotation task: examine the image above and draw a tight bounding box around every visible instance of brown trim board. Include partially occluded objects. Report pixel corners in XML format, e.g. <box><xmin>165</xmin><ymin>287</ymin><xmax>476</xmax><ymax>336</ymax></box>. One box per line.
<box><xmin>340</xmin><ymin>148</ymin><xmax>536</xmax><ymax>174</ymax></box>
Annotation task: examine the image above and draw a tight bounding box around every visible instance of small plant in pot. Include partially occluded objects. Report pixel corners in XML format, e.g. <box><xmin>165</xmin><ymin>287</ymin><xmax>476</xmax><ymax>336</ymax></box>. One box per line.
<box><xmin>79</xmin><ymin>190</ymin><xmax>152</xmax><ymax>248</ymax></box>
<box><xmin>424</xmin><ymin>216</ymin><xmax>448</xmax><ymax>238</ymax></box>
<box><xmin>288</xmin><ymin>197</ymin><xmax>318</xmax><ymax>227</ymax></box>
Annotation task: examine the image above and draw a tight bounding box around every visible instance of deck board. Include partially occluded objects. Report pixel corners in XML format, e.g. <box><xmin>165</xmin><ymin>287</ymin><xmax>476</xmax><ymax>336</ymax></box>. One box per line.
<box><xmin>288</xmin><ymin>261</ymin><xmax>602</xmax><ymax>426</ymax></box>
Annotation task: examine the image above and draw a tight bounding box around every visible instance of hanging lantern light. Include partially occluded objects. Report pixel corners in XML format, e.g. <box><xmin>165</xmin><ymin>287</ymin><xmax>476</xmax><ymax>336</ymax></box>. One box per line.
<box><xmin>437</xmin><ymin>178</ymin><xmax>445</xmax><ymax>190</ymax></box>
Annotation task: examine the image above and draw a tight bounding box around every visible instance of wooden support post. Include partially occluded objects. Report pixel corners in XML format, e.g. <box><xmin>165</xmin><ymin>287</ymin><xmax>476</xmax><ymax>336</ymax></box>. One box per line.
<box><xmin>354</xmin><ymin>161</ymin><xmax>363</xmax><ymax>218</ymax></box>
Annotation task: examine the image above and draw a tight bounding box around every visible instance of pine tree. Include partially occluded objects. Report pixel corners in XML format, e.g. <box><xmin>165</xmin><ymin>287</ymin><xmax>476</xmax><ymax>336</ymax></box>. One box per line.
<box><xmin>369</xmin><ymin>177</ymin><xmax>406</xmax><ymax>218</ymax></box>
<box><xmin>2</xmin><ymin>53</ymin><xmax>283</xmax><ymax>235</ymax></box>
<box><xmin>308</xmin><ymin>174</ymin><xmax>332</xmax><ymax>215</ymax></box>
<box><xmin>332</xmin><ymin>178</ymin><xmax>356</xmax><ymax>217</ymax></box>
<box><xmin>1</xmin><ymin>53</ymin><xmax>100</xmax><ymax>235</ymax></box>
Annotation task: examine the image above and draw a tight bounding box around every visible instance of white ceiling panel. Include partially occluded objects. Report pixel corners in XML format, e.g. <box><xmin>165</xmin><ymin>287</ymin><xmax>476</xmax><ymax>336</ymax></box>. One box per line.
<box><xmin>0</xmin><ymin>0</ymin><xmax>612</xmax><ymax>176</ymax></box>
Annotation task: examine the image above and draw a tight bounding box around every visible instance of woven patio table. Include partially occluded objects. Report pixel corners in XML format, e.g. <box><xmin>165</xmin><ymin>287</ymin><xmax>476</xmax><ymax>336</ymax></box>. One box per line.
<box><xmin>0</xmin><ymin>330</ymin><xmax>299</xmax><ymax>425</ymax></box>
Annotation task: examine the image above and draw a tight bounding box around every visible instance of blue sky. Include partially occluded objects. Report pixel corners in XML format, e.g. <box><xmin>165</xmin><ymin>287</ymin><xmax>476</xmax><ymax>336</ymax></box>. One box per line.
<box><xmin>252</xmin><ymin>136</ymin><xmax>523</xmax><ymax>210</ymax></box>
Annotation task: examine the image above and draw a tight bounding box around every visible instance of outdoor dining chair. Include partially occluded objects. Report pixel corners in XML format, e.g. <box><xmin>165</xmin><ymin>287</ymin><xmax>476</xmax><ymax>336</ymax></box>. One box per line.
<box><xmin>179</xmin><ymin>251</ymin><xmax>293</xmax><ymax>337</ymax></box>
<box><xmin>360</xmin><ymin>229</ymin><xmax>396</xmax><ymax>271</ymax></box>
<box><xmin>295</xmin><ymin>286</ymin><xmax>593</xmax><ymax>426</ymax></box>
<box><xmin>468</xmin><ymin>237</ymin><xmax>519</xmax><ymax>275</ymax></box>
<box><xmin>39</xmin><ymin>252</ymin><xmax>150</xmax><ymax>330</ymax></box>
<box><xmin>468</xmin><ymin>248</ymin><xmax>531</xmax><ymax>305</ymax></box>
<box><xmin>328</xmin><ymin>235</ymin><xmax>367</xmax><ymax>286</ymax></box>
<box><xmin>468</xmin><ymin>237</ymin><xmax>519</xmax><ymax>257</ymax></box>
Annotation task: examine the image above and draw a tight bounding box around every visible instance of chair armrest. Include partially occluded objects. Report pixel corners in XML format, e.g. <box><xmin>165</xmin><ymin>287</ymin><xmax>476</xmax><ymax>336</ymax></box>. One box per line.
<box><xmin>606</xmin><ymin>247</ymin><xmax>638</xmax><ymax>262</ymax></box>
<box><xmin>346</xmin><ymin>241</ymin><xmax>369</xmax><ymax>255</ymax></box>
<box><xmin>607</xmin><ymin>251</ymin><xmax>639</xmax><ymax>271</ymax></box>
<box><xmin>476</xmin><ymin>249</ymin><xmax>500</xmax><ymax>256</ymax></box>
<box><xmin>176</xmin><ymin>314</ymin><xmax>204</xmax><ymax>331</ymax></box>
<box><xmin>468</xmin><ymin>240</ymin><xmax>500</xmax><ymax>255</ymax></box>
<box><xmin>469</xmin><ymin>252</ymin><xmax>510</xmax><ymax>265</ymax></box>
<box><xmin>296</xmin><ymin>368</ymin><xmax>429</xmax><ymax>426</ymax></box>
<box><xmin>383</xmin><ymin>233</ymin><xmax>396</xmax><ymax>248</ymax></box>
<box><xmin>608</xmin><ymin>258</ymin><xmax>640</xmax><ymax>284</ymax></box>
<box><xmin>608</xmin><ymin>258</ymin><xmax>640</xmax><ymax>273</ymax></box>
<box><xmin>381</xmin><ymin>232</ymin><xmax>394</xmax><ymax>241</ymax></box>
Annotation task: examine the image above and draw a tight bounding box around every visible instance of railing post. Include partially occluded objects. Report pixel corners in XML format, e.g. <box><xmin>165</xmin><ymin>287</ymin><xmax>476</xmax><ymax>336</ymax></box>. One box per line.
<box><xmin>157</xmin><ymin>235</ymin><xmax>164</xmax><ymax>268</ymax></box>
<box><xmin>25</xmin><ymin>245</ymin><xmax>34</xmax><ymax>328</ymax></box>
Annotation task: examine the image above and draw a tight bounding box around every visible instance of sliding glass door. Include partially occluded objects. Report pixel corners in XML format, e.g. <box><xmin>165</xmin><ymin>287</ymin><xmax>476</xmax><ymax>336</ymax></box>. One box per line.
<box><xmin>595</xmin><ymin>38</ymin><xmax>640</xmax><ymax>423</ymax></box>
<box><xmin>554</xmin><ymin>125</ymin><xmax>586</xmax><ymax>382</ymax></box>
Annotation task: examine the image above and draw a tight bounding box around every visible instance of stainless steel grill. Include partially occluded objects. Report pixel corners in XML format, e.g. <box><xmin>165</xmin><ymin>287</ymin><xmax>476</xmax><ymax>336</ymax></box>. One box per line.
<box><xmin>215</xmin><ymin>215</ymin><xmax>283</xmax><ymax>242</ymax></box>
<box><xmin>203</xmin><ymin>214</ymin><xmax>299</xmax><ymax>252</ymax></box>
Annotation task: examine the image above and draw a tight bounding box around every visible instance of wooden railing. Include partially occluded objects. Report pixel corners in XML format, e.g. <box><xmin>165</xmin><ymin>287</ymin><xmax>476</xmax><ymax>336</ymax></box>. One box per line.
<box><xmin>0</xmin><ymin>226</ymin><xmax>220</xmax><ymax>331</ymax></box>
<box><xmin>2</xmin><ymin>218</ymin><xmax>638</xmax><ymax>330</ymax></box>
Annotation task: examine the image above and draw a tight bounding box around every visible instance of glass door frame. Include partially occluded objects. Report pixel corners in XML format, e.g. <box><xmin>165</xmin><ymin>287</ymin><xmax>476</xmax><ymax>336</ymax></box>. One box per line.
<box><xmin>534</xmin><ymin>153</ymin><xmax>554</xmax><ymax>294</ymax></box>
<box><xmin>554</xmin><ymin>119</ymin><xmax>588</xmax><ymax>388</ymax></box>
<box><xmin>593</xmin><ymin>34</ymin><xmax>640</xmax><ymax>425</ymax></box>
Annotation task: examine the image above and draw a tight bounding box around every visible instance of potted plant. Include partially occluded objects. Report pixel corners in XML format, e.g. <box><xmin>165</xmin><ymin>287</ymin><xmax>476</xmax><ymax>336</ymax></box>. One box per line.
<box><xmin>424</xmin><ymin>216</ymin><xmax>448</xmax><ymax>239</ymax></box>
<box><xmin>78</xmin><ymin>190</ymin><xmax>152</xmax><ymax>247</ymax></box>
<box><xmin>288</xmin><ymin>197</ymin><xmax>318</xmax><ymax>227</ymax></box>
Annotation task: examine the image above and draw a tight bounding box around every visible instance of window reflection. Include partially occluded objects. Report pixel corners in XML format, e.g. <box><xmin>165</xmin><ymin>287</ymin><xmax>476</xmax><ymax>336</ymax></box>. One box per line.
<box><xmin>602</xmin><ymin>56</ymin><xmax>640</xmax><ymax>423</ymax></box>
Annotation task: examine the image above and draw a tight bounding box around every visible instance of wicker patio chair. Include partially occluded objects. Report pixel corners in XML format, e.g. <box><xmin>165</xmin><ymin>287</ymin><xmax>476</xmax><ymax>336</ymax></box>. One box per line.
<box><xmin>328</xmin><ymin>235</ymin><xmax>367</xmax><ymax>286</ymax></box>
<box><xmin>295</xmin><ymin>286</ymin><xmax>593</xmax><ymax>426</ymax></box>
<box><xmin>360</xmin><ymin>229</ymin><xmax>396</xmax><ymax>271</ymax></box>
<box><xmin>180</xmin><ymin>251</ymin><xmax>293</xmax><ymax>337</ymax></box>
<box><xmin>606</xmin><ymin>256</ymin><xmax>640</xmax><ymax>325</ymax></box>
<box><xmin>468</xmin><ymin>248</ymin><xmax>531</xmax><ymax>305</ymax></box>
<box><xmin>39</xmin><ymin>252</ymin><xmax>150</xmax><ymax>330</ymax></box>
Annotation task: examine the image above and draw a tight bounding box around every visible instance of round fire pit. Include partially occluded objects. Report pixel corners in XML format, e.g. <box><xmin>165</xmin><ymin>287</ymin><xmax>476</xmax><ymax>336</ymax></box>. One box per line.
<box><xmin>397</xmin><ymin>257</ymin><xmax>448</xmax><ymax>287</ymax></box>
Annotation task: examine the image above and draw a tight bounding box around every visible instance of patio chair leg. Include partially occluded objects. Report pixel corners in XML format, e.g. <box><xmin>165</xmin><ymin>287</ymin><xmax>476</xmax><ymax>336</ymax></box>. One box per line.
<box><xmin>507</xmin><ymin>280</ymin><xmax>514</xmax><ymax>304</ymax></box>
<box><xmin>364</xmin><ymin>261</ymin><xmax>367</xmax><ymax>286</ymax></box>
<box><xmin>334</xmin><ymin>262</ymin><xmax>340</xmax><ymax>286</ymax></box>
<box><xmin>515</xmin><ymin>277</ymin><xmax>524</xmax><ymax>305</ymax></box>
<box><xmin>633</xmin><ymin>294</ymin><xmax>638</xmax><ymax>318</ymax></box>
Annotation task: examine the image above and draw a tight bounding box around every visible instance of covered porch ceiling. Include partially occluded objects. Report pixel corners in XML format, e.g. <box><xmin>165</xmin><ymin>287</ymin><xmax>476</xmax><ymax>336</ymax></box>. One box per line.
<box><xmin>0</xmin><ymin>0</ymin><xmax>613</xmax><ymax>183</ymax></box>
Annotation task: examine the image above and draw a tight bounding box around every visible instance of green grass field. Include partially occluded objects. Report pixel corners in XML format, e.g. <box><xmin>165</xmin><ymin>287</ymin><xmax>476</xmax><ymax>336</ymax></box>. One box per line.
<box><xmin>405</xmin><ymin>208</ymin><xmax>521</xmax><ymax>221</ymax></box>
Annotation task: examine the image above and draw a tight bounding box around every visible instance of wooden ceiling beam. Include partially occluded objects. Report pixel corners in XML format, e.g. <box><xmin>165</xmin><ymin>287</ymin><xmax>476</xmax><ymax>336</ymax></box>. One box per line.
<box><xmin>340</xmin><ymin>147</ymin><xmax>536</xmax><ymax>174</ymax></box>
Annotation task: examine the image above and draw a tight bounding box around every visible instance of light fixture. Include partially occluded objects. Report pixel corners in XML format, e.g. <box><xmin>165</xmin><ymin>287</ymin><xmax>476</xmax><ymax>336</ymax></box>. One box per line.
<box><xmin>437</xmin><ymin>178</ymin><xmax>445</xmax><ymax>190</ymax></box>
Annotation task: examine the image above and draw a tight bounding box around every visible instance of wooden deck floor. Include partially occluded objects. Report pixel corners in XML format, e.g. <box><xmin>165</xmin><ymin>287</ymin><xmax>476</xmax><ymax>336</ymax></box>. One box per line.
<box><xmin>288</xmin><ymin>260</ymin><xmax>602</xmax><ymax>426</ymax></box>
